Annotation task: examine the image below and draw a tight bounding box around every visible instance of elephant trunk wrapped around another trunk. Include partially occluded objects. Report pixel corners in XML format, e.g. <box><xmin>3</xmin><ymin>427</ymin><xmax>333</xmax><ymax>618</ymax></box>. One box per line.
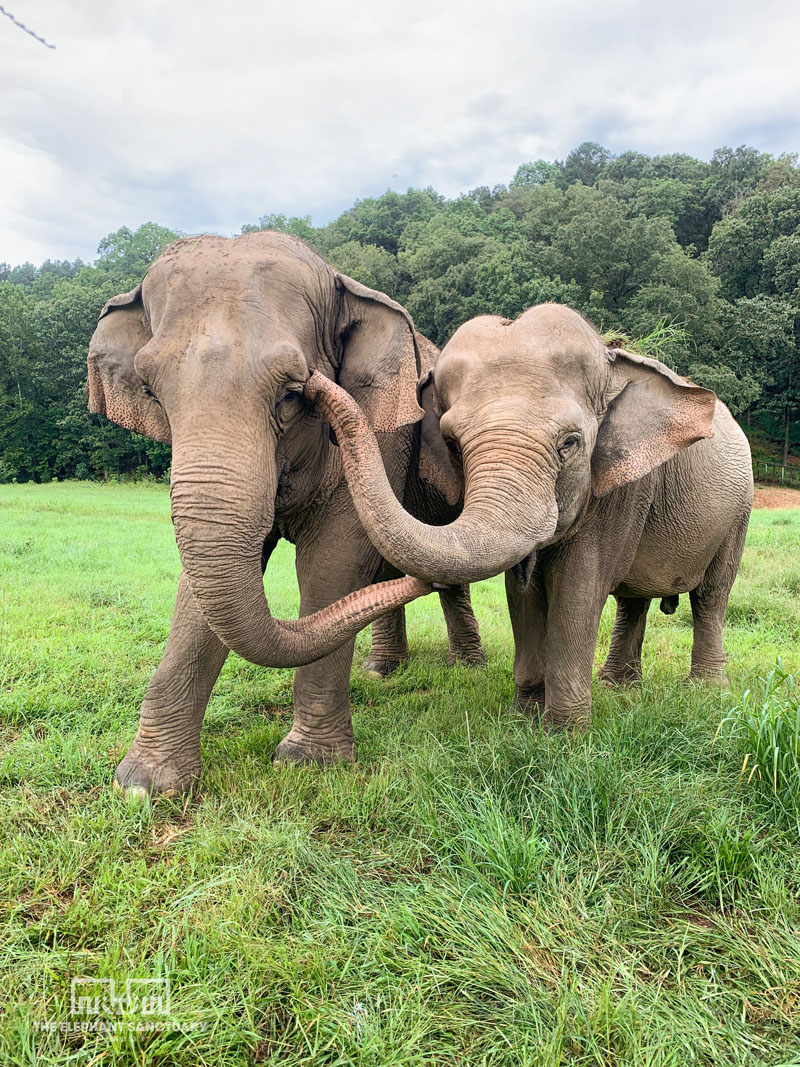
<box><xmin>304</xmin><ymin>371</ymin><xmax>558</xmax><ymax>584</ymax></box>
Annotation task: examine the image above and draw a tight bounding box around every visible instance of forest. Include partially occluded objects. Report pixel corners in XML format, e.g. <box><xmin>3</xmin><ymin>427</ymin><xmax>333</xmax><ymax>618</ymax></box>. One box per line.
<box><xmin>1</xmin><ymin>141</ymin><xmax>799</xmax><ymax>482</ymax></box>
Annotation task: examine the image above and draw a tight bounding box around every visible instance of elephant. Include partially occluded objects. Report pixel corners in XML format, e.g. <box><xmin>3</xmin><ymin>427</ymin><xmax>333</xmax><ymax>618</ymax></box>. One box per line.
<box><xmin>87</xmin><ymin>231</ymin><xmax>484</xmax><ymax>796</ymax></box>
<box><xmin>304</xmin><ymin>302</ymin><xmax>754</xmax><ymax>729</ymax></box>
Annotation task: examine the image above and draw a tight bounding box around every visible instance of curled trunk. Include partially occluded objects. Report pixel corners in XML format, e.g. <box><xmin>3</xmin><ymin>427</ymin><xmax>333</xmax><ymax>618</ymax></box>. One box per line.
<box><xmin>305</xmin><ymin>372</ymin><xmax>557</xmax><ymax>584</ymax></box>
<box><xmin>170</xmin><ymin>416</ymin><xmax>430</xmax><ymax>668</ymax></box>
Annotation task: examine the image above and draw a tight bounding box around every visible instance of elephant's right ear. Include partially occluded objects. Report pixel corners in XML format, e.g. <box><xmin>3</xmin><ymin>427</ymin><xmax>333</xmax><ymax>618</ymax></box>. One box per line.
<box><xmin>87</xmin><ymin>286</ymin><xmax>171</xmax><ymax>444</ymax></box>
<box><xmin>592</xmin><ymin>347</ymin><xmax>715</xmax><ymax>497</ymax></box>
<box><xmin>336</xmin><ymin>274</ymin><xmax>424</xmax><ymax>433</ymax></box>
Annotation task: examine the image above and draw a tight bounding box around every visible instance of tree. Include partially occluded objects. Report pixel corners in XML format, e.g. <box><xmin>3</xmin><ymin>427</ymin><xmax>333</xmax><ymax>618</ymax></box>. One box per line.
<box><xmin>318</xmin><ymin>188</ymin><xmax>442</xmax><ymax>257</ymax></box>
<box><xmin>705</xmin><ymin>145</ymin><xmax>772</xmax><ymax>214</ymax></box>
<box><xmin>561</xmin><ymin>142</ymin><xmax>610</xmax><ymax>187</ymax></box>
<box><xmin>324</xmin><ymin>241</ymin><xmax>400</xmax><ymax>296</ymax></box>
<box><xmin>510</xmin><ymin>160</ymin><xmax>560</xmax><ymax>187</ymax></box>
<box><xmin>687</xmin><ymin>361</ymin><xmax>761</xmax><ymax>416</ymax></box>
<box><xmin>95</xmin><ymin>222</ymin><xmax>179</xmax><ymax>281</ymax></box>
<box><xmin>240</xmin><ymin>214</ymin><xmax>316</xmax><ymax>244</ymax></box>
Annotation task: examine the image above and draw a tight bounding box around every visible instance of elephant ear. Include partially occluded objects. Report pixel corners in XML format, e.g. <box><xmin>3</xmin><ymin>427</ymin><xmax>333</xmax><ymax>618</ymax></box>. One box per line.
<box><xmin>416</xmin><ymin>352</ymin><xmax>463</xmax><ymax>508</ymax></box>
<box><xmin>592</xmin><ymin>347</ymin><xmax>716</xmax><ymax>497</ymax></box>
<box><xmin>87</xmin><ymin>286</ymin><xmax>171</xmax><ymax>444</ymax></box>
<box><xmin>336</xmin><ymin>273</ymin><xmax>424</xmax><ymax>432</ymax></box>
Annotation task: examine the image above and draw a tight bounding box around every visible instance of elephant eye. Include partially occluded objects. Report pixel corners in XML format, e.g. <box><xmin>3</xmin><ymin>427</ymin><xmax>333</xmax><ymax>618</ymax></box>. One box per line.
<box><xmin>275</xmin><ymin>387</ymin><xmax>303</xmax><ymax>423</ymax></box>
<box><xmin>558</xmin><ymin>433</ymin><xmax>581</xmax><ymax>458</ymax></box>
<box><xmin>141</xmin><ymin>382</ymin><xmax>160</xmax><ymax>405</ymax></box>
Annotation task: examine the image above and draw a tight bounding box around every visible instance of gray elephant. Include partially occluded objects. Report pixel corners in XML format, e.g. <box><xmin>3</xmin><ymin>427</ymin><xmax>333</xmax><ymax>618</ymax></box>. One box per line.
<box><xmin>87</xmin><ymin>232</ymin><xmax>483</xmax><ymax>795</ymax></box>
<box><xmin>307</xmin><ymin>303</ymin><xmax>754</xmax><ymax>729</ymax></box>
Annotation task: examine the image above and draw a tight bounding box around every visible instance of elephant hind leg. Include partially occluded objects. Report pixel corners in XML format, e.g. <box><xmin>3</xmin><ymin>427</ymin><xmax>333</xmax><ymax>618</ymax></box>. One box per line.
<box><xmin>364</xmin><ymin>607</ymin><xmax>410</xmax><ymax>677</ymax></box>
<box><xmin>599</xmin><ymin>596</ymin><xmax>651</xmax><ymax>686</ymax></box>
<box><xmin>440</xmin><ymin>584</ymin><xmax>486</xmax><ymax>667</ymax></box>
<box><xmin>363</xmin><ymin>562</ymin><xmax>410</xmax><ymax>677</ymax></box>
<box><xmin>688</xmin><ymin>511</ymin><xmax>750</xmax><ymax>684</ymax></box>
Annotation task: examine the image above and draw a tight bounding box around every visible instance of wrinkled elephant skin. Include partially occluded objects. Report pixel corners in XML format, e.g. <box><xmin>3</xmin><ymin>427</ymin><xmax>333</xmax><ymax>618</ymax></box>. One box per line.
<box><xmin>87</xmin><ymin>232</ymin><xmax>484</xmax><ymax>794</ymax></box>
<box><xmin>311</xmin><ymin>303</ymin><xmax>754</xmax><ymax>729</ymax></box>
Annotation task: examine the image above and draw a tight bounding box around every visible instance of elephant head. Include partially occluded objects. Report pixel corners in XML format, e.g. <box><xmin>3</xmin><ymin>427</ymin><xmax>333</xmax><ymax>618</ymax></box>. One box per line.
<box><xmin>304</xmin><ymin>303</ymin><xmax>717</xmax><ymax>584</ymax></box>
<box><xmin>87</xmin><ymin>232</ymin><xmax>430</xmax><ymax>666</ymax></box>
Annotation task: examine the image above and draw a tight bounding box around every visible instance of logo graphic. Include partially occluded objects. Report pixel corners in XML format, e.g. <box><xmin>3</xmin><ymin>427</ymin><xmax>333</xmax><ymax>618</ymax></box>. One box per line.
<box><xmin>70</xmin><ymin>978</ymin><xmax>171</xmax><ymax>1017</ymax></box>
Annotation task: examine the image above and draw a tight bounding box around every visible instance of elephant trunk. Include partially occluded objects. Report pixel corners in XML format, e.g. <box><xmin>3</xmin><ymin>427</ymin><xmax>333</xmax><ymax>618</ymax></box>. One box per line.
<box><xmin>169</xmin><ymin>412</ymin><xmax>430</xmax><ymax>668</ymax></box>
<box><xmin>305</xmin><ymin>372</ymin><xmax>557</xmax><ymax>584</ymax></box>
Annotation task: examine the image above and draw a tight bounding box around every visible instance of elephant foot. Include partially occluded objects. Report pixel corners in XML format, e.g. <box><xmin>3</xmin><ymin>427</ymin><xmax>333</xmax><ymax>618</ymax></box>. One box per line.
<box><xmin>687</xmin><ymin>667</ymin><xmax>729</xmax><ymax>687</ymax></box>
<box><xmin>540</xmin><ymin>706</ymin><xmax>590</xmax><ymax>732</ymax></box>
<box><xmin>446</xmin><ymin>645</ymin><xmax>488</xmax><ymax>668</ymax></box>
<box><xmin>114</xmin><ymin>742</ymin><xmax>200</xmax><ymax>799</ymax></box>
<box><xmin>273</xmin><ymin>729</ymin><xmax>356</xmax><ymax>766</ymax></box>
<box><xmin>508</xmin><ymin>685</ymin><xmax>545</xmax><ymax>718</ymax></box>
<box><xmin>362</xmin><ymin>655</ymin><xmax>408</xmax><ymax>679</ymax></box>
<box><xmin>598</xmin><ymin>664</ymin><xmax>642</xmax><ymax>687</ymax></box>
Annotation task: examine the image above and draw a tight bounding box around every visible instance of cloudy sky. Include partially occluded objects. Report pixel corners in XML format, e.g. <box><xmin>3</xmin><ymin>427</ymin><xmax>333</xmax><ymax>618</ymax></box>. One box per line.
<box><xmin>2</xmin><ymin>0</ymin><xmax>799</xmax><ymax>266</ymax></box>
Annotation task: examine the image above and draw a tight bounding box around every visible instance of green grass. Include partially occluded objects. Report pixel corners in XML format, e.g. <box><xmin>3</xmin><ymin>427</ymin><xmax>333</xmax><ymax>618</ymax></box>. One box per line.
<box><xmin>1</xmin><ymin>482</ymin><xmax>800</xmax><ymax>1066</ymax></box>
<box><xmin>719</xmin><ymin>662</ymin><xmax>800</xmax><ymax>810</ymax></box>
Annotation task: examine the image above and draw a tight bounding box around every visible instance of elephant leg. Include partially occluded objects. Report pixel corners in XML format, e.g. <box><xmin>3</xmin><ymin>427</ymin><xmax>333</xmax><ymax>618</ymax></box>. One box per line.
<box><xmin>441</xmin><ymin>585</ymin><xmax>486</xmax><ymax>666</ymax></box>
<box><xmin>363</xmin><ymin>563</ymin><xmax>410</xmax><ymax>678</ymax></box>
<box><xmin>505</xmin><ymin>568</ymin><xmax>547</xmax><ymax>717</ymax></box>
<box><xmin>598</xmin><ymin>596</ymin><xmax>651</xmax><ymax>685</ymax></box>
<box><xmin>540</xmin><ymin>556</ymin><xmax>607</xmax><ymax>731</ymax></box>
<box><xmin>688</xmin><ymin>512</ymin><xmax>749</xmax><ymax>684</ymax></box>
<box><xmin>275</xmin><ymin>511</ymin><xmax>384</xmax><ymax>765</ymax></box>
<box><xmin>115</xmin><ymin>572</ymin><xmax>229</xmax><ymax>797</ymax></box>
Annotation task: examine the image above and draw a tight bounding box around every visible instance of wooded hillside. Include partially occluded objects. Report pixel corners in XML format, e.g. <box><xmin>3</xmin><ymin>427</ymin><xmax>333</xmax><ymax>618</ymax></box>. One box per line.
<box><xmin>2</xmin><ymin>142</ymin><xmax>798</xmax><ymax>481</ymax></box>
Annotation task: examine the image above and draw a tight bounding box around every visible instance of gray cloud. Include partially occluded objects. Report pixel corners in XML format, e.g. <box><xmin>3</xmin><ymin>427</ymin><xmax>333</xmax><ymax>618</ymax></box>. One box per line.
<box><xmin>1</xmin><ymin>0</ymin><xmax>798</xmax><ymax>265</ymax></box>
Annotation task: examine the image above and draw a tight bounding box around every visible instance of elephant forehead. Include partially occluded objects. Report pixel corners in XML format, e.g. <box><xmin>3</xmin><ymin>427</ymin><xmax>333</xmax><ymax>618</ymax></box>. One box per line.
<box><xmin>143</xmin><ymin>234</ymin><xmax>329</xmax><ymax>331</ymax></box>
<box><xmin>439</xmin><ymin>308</ymin><xmax>607</xmax><ymax>401</ymax></box>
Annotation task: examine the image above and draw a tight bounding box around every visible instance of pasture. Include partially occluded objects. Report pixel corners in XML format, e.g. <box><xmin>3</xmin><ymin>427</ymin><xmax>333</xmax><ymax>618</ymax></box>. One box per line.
<box><xmin>1</xmin><ymin>481</ymin><xmax>799</xmax><ymax>1066</ymax></box>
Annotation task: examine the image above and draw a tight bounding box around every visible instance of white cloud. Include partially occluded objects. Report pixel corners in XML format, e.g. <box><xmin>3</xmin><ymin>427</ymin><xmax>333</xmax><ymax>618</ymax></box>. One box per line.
<box><xmin>1</xmin><ymin>0</ymin><xmax>799</xmax><ymax>265</ymax></box>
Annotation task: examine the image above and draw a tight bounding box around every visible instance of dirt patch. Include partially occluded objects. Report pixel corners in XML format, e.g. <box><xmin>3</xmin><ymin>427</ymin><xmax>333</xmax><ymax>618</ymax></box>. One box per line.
<box><xmin>753</xmin><ymin>485</ymin><xmax>800</xmax><ymax>509</ymax></box>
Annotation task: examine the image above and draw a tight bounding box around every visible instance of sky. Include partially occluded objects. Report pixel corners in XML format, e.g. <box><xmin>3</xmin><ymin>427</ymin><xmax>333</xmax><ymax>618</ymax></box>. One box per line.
<box><xmin>1</xmin><ymin>0</ymin><xmax>799</xmax><ymax>267</ymax></box>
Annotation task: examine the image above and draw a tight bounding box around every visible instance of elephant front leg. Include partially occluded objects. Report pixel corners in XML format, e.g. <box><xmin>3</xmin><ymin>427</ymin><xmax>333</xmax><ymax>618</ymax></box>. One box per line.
<box><xmin>598</xmin><ymin>596</ymin><xmax>651</xmax><ymax>685</ymax></box>
<box><xmin>440</xmin><ymin>585</ymin><xmax>486</xmax><ymax>666</ymax></box>
<box><xmin>275</xmin><ymin>517</ymin><xmax>384</xmax><ymax>765</ymax></box>
<box><xmin>115</xmin><ymin>572</ymin><xmax>229</xmax><ymax>797</ymax></box>
<box><xmin>541</xmin><ymin>556</ymin><xmax>607</xmax><ymax>730</ymax></box>
<box><xmin>505</xmin><ymin>568</ymin><xmax>547</xmax><ymax>717</ymax></box>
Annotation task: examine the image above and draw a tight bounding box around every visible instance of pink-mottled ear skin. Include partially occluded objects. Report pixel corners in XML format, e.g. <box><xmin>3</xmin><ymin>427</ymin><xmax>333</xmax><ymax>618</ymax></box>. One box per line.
<box><xmin>336</xmin><ymin>273</ymin><xmax>424</xmax><ymax>433</ymax></box>
<box><xmin>592</xmin><ymin>349</ymin><xmax>716</xmax><ymax>497</ymax></box>
<box><xmin>87</xmin><ymin>288</ymin><xmax>171</xmax><ymax>444</ymax></box>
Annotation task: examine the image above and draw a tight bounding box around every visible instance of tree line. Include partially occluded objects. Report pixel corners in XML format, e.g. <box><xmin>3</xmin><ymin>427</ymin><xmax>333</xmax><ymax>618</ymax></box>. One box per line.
<box><xmin>1</xmin><ymin>142</ymin><xmax>799</xmax><ymax>482</ymax></box>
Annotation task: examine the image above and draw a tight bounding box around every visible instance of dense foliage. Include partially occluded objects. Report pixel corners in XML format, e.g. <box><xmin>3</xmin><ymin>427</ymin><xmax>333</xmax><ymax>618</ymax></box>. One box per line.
<box><xmin>2</xmin><ymin>144</ymin><xmax>799</xmax><ymax>481</ymax></box>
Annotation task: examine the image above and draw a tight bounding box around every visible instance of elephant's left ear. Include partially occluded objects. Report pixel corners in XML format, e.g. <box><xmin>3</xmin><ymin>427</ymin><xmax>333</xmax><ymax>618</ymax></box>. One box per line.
<box><xmin>336</xmin><ymin>273</ymin><xmax>424</xmax><ymax>432</ymax></box>
<box><xmin>592</xmin><ymin>348</ymin><xmax>716</xmax><ymax>497</ymax></box>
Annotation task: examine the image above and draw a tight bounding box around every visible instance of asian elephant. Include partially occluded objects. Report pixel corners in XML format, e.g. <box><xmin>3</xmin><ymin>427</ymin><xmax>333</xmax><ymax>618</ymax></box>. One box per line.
<box><xmin>306</xmin><ymin>303</ymin><xmax>754</xmax><ymax>729</ymax></box>
<box><xmin>87</xmin><ymin>231</ymin><xmax>484</xmax><ymax>795</ymax></box>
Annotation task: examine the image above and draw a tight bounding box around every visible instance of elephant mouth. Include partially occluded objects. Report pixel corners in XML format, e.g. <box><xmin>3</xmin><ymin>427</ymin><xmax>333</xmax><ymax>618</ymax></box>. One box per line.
<box><xmin>511</xmin><ymin>552</ymin><xmax>538</xmax><ymax>592</ymax></box>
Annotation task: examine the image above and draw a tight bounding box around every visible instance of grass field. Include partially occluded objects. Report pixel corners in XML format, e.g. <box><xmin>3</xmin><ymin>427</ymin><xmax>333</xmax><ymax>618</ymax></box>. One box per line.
<box><xmin>1</xmin><ymin>481</ymin><xmax>800</xmax><ymax>1066</ymax></box>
